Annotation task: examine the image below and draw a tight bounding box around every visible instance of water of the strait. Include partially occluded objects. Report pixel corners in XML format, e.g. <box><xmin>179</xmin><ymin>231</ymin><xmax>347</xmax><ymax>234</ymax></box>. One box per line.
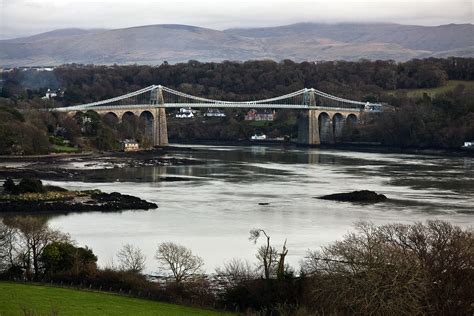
<box><xmin>45</xmin><ymin>145</ymin><xmax>474</xmax><ymax>273</ymax></box>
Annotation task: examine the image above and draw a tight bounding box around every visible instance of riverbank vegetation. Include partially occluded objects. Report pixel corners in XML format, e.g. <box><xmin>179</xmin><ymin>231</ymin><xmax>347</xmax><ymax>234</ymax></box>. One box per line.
<box><xmin>0</xmin><ymin>218</ymin><xmax>472</xmax><ymax>314</ymax></box>
<box><xmin>0</xmin><ymin>58</ymin><xmax>473</xmax><ymax>154</ymax></box>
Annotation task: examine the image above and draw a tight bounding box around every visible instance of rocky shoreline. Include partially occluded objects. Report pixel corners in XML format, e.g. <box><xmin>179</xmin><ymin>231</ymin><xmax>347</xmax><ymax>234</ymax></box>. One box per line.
<box><xmin>0</xmin><ymin>150</ymin><xmax>201</xmax><ymax>183</ymax></box>
<box><xmin>0</xmin><ymin>191</ymin><xmax>158</xmax><ymax>214</ymax></box>
<box><xmin>0</xmin><ymin>178</ymin><xmax>158</xmax><ymax>214</ymax></box>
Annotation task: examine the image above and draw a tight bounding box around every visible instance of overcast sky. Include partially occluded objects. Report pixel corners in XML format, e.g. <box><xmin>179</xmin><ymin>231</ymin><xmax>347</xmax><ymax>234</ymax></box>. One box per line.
<box><xmin>1</xmin><ymin>0</ymin><xmax>472</xmax><ymax>39</ymax></box>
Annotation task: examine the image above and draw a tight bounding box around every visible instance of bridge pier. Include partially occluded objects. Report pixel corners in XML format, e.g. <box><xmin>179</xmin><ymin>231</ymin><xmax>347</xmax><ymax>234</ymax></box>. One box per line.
<box><xmin>333</xmin><ymin>114</ymin><xmax>345</xmax><ymax>142</ymax></box>
<box><xmin>153</xmin><ymin>107</ymin><xmax>168</xmax><ymax>147</ymax></box>
<box><xmin>297</xmin><ymin>110</ymin><xmax>320</xmax><ymax>146</ymax></box>
<box><xmin>151</xmin><ymin>85</ymin><xmax>168</xmax><ymax>147</ymax></box>
<box><xmin>297</xmin><ymin>89</ymin><xmax>320</xmax><ymax>146</ymax></box>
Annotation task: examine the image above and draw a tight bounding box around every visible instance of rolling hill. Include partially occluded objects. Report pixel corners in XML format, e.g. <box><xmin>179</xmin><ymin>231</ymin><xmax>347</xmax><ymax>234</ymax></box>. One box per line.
<box><xmin>0</xmin><ymin>22</ymin><xmax>472</xmax><ymax>66</ymax></box>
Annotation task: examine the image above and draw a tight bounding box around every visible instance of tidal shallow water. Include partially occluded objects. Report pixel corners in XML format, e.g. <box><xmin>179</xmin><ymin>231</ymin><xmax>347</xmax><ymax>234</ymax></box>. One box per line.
<box><xmin>44</xmin><ymin>145</ymin><xmax>473</xmax><ymax>273</ymax></box>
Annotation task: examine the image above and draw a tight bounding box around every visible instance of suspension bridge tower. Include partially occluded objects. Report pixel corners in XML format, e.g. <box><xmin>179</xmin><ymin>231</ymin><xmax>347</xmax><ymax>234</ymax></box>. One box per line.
<box><xmin>297</xmin><ymin>88</ymin><xmax>321</xmax><ymax>145</ymax></box>
<box><xmin>150</xmin><ymin>85</ymin><xmax>168</xmax><ymax>146</ymax></box>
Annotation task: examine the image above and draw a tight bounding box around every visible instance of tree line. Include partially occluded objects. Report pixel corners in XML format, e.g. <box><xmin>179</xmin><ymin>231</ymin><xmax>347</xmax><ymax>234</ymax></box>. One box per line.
<box><xmin>1</xmin><ymin>216</ymin><xmax>472</xmax><ymax>315</ymax></box>
<box><xmin>0</xmin><ymin>57</ymin><xmax>473</xmax><ymax>153</ymax></box>
<box><xmin>3</xmin><ymin>58</ymin><xmax>473</xmax><ymax>103</ymax></box>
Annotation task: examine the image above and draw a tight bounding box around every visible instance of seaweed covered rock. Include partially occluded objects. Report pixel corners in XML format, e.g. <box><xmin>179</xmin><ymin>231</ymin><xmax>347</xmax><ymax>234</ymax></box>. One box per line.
<box><xmin>0</xmin><ymin>183</ymin><xmax>158</xmax><ymax>213</ymax></box>
<box><xmin>91</xmin><ymin>192</ymin><xmax>157</xmax><ymax>210</ymax></box>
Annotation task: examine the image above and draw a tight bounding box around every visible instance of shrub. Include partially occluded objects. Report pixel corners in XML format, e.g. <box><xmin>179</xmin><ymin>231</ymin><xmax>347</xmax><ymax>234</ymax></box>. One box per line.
<box><xmin>11</xmin><ymin>178</ymin><xmax>45</xmax><ymax>195</ymax></box>
<box><xmin>219</xmin><ymin>277</ymin><xmax>307</xmax><ymax>313</ymax></box>
<box><xmin>41</xmin><ymin>242</ymin><xmax>97</xmax><ymax>276</ymax></box>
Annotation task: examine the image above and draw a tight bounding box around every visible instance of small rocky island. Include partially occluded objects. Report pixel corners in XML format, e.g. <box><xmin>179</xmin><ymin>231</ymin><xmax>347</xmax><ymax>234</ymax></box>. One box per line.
<box><xmin>318</xmin><ymin>190</ymin><xmax>388</xmax><ymax>203</ymax></box>
<box><xmin>0</xmin><ymin>178</ymin><xmax>157</xmax><ymax>213</ymax></box>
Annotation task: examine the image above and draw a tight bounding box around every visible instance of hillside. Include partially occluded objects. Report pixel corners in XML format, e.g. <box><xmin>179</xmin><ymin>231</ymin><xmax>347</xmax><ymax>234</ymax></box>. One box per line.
<box><xmin>0</xmin><ymin>24</ymin><xmax>263</xmax><ymax>66</ymax></box>
<box><xmin>0</xmin><ymin>22</ymin><xmax>473</xmax><ymax>66</ymax></box>
<box><xmin>226</xmin><ymin>23</ymin><xmax>474</xmax><ymax>52</ymax></box>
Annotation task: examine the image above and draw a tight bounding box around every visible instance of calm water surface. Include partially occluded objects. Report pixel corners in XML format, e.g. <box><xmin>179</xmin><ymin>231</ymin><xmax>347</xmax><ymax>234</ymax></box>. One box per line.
<box><xmin>46</xmin><ymin>145</ymin><xmax>474</xmax><ymax>273</ymax></box>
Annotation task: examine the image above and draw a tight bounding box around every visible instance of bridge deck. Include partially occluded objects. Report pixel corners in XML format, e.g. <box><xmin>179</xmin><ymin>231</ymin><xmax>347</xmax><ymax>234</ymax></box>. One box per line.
<box><xmin>55</xmin><ymin>103</ymin><xmax>363</xmax><ymax>112</ymax></box>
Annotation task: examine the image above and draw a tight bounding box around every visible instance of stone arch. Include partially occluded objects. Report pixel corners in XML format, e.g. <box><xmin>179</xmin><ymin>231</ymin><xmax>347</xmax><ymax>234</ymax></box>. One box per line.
<box><xmin>122</xmin><ymin>111</ymin><xmax>136</xmax><ymax>122</ymax></box>
<box><xmin>318</xmin><ymin>112</ymin><xmax>333</xmax><ymax>144</ymax></box>
<box><xmin>342</xmin><ymin>114</ymin><xmax>359</xmax><ymax>141</ymax></box>
<box><xmin>72</xmin><ymin>111</ymin><xmax>85</xmax><ymax>120</ymax></box>
<box><xmin>346</xmin><ymin>114</ymin><xmax>358</xmax><ymax>126</ymax></box>
<box><xmin>104</xmin><ymin>112</ymin><xmax>119</xmax><ymax>125</ymax></box>
<box><xmin>121</xmin><ymin>111</ymin><xmax>139</xmax><ymax>139</ymax></box>
<box><xmin>85</xmin><ymin>109</ymin><xmax>99</xmax><ymax>116</ymax></box>
<box><xmin>332</xmin><ymin>113</ymin><xmax>345</xmax><ymax>142</ymax></box>
<box><xmin>72</xmin><ymin>111</ymin><xmax>87</xmax><ymax>127</ymax></box>
<box><xmin>139</xmin><ymin>110</ymin><xmax>155</xmax><ymax>145</ymax></box>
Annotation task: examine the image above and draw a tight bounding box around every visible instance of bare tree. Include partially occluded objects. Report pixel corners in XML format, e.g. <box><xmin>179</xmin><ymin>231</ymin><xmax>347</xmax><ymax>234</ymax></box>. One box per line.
<box><xmin>116</xmin><ymin>243</ymin><xmax>146</xmax><ymax>273</ymax></box>
<box><xmin>301</xmin><ymin>221</ymin><xmax>474</xmax><ymax>315</ymax></box>
<box><xmin>155</xmin><ymin>242</ymin><xmax>204</xmax><ymax>282</ymax></box>
<box><xmin>0</xmin><ymin>221</ymin><xmax>16</xmax><ymax>271</ymax></box>
<box><xmin>276</xmin><ymin>239</ymin><xmax>288</xmax><ymax>279</ymax></box>
<box><xmin>249</xmin><ymin>228</ymin><xmax>279</xmax><ymax>279</ymax></box>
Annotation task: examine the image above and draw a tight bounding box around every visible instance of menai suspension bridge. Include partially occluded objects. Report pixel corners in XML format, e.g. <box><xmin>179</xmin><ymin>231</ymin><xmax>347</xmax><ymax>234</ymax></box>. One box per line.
<box><xmin>54</xmin><ymin>85</ymin><xmax>383</xmax><ymax>146</ymax></box>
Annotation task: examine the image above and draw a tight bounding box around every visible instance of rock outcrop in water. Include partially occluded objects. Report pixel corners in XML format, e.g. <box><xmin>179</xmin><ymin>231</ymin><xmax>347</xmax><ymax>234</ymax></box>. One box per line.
<box><xmin>0</xmin><ymin>178</ymin><xmax>158</xmax><ymax>213</ymax></box>
<box><xmin>0</xmin><ymin>192</ymin><xmax>158</xmax><ymax>213</ymax></box>
<box><xmin>318</xmin><ymin>190</ymin><xmax>387</xmax><ymax>203</ymax></box>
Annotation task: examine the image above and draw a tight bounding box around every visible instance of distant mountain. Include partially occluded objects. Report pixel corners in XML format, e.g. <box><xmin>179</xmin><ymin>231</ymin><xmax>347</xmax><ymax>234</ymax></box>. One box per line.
<box><xmin>226</xmin><ymin>23</ymin><xmax>474</xmax><ymax>52</ymax></box>
<box><xmin>0</xmin><ymin>23</ymin><xmax>473</xmax><ymax>67</ymax></box>
<box><xmin>4</xmin><ymin>28</ymin><xmax>106</xmax><ymax>44</ymax></box>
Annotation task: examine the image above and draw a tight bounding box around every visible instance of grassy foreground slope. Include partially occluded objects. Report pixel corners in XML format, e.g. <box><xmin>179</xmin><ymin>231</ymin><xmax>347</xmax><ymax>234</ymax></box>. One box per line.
<box><xmin>0</xmin><ymin>282</ymin><xmax>232</xmax><ymax>316</ymax></box>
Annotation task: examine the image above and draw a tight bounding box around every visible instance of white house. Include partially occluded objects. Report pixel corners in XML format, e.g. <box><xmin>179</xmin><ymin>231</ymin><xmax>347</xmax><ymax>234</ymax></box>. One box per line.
<box><xmin>120</xmin><ymin>139</ymin><xmax>139</xmax><ymax>152</ymax></box>
<box><xmin>175</xmin><ymin>108</ymin><xmax>196</xmax><ymax>119</ymax></box>
<box><xmin>42</xmin><ymin>89</ymin><xmax>57</xmax><ymax>100</ymax></box>
<box><xmin>251</xmin><ymin>134</ymin><xmax>267</xmax><ymax>140</ymax></box>
<box><xmin>204</xmin><ymin>109</ymin><xmax>226</xmax><ymax>117</ymax></box>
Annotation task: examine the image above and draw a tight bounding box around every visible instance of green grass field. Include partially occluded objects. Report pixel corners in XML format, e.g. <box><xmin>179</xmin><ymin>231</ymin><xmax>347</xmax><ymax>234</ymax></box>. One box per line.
<box><xmin>0</xmin><ymin>282</ymin><xmax>232</xmax><ymax>316</ymax></box>
<box><xmin>388</xmin><ymin>80</ymin><xmax>474</xmax><ymax>97</ymax></box>
<box><xmin>51</xmin><ymin>144</ymin><xmax>81</xmax><ymax>153</ymax></box>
